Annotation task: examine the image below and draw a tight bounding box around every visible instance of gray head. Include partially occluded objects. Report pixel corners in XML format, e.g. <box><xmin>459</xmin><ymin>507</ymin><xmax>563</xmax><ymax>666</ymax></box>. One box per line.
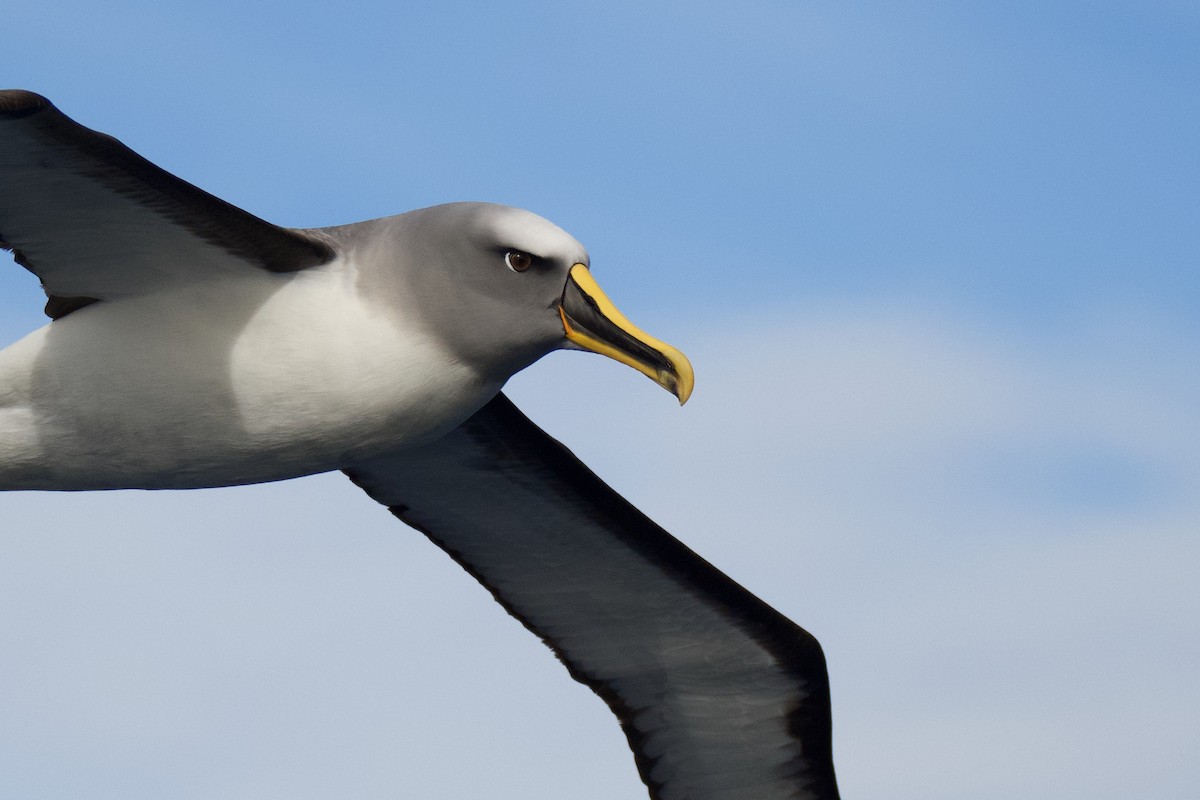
<box><xmin>353</xmin><ymin>202</ymin><xmax>693</xmax><ymax>401</ymax></box>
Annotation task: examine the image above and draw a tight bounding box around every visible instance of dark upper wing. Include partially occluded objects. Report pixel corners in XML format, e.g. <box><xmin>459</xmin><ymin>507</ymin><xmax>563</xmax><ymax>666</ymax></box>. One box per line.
<box><xmin>0</xmin><ymin>90</ymin><xmax>333</xmax><ymax>318</ymax></box>
<box><xmin>344</xmin><ymin>394</ymin><xmax>839</xmax><ymax>800</ymax></box>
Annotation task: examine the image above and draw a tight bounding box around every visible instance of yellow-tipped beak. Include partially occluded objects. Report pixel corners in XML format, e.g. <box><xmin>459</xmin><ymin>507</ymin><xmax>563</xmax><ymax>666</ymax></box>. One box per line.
<box><xmin>558</xmin><ymin>263</ymin><xmax>694</xmax><ymax>404</ymax></box>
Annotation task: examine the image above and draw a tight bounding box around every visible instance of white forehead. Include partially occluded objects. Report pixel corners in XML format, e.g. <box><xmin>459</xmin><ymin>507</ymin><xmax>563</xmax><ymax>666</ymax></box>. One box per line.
<box><xmin>453</xmin><ymin>202</ymin><xmax>589</xmax><ymax>266</ymax></box>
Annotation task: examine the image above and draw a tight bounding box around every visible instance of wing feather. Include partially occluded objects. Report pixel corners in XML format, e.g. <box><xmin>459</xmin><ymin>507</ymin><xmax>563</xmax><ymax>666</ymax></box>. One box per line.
<box><xmin>0</xmin><ymin>90</ymin><xmax>332</xmax><ymax>318</ymax></box>
<box><xmin>345</xmin><ymin>394</ymin><xmax>840</xmax><ymax>800</ymax></box>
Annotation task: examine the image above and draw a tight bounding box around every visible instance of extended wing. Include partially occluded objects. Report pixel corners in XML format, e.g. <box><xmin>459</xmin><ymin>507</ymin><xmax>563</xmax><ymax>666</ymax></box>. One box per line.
<box><xmin>0</xmin><ymin>90</ymin><xmax>332</xmax><ymax>318</ymax></box>
<box><xmin>346</xmin><ymin>394</ymin><xmax>840</xmax><ymax>800</ymax></box>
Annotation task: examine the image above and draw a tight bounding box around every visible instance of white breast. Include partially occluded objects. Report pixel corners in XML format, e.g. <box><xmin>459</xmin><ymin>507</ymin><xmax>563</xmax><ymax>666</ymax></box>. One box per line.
<box><xmin>0</xmin><ymin>258</ymin><xmax>500</xmax><ymax>491</ymax></box>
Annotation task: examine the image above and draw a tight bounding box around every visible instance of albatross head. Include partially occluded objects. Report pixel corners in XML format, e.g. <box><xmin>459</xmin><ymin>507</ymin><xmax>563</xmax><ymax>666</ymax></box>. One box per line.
<box><xmin>380</xmin><ymin>202</ymin><xmax>694</xmax><ymax>403</ymax></box>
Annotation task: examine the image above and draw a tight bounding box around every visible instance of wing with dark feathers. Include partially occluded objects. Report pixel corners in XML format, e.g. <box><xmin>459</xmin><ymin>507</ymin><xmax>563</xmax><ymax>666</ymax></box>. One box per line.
<box><xmin>0</xmin><ymin>90</ymin><xmax>333</xmax><ymax>319</ymax></box>
<box><xmin>345</xmin><ymin>393</ymin><xmax>840</xmax><ymax>800</ymax></box>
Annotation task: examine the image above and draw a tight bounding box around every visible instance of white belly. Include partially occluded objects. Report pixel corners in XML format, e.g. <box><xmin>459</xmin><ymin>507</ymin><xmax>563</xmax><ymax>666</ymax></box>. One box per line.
<box><xmin>0</xmin><ymin>268</ymin><xmax>499</xmax><ymax>490</ymax></box>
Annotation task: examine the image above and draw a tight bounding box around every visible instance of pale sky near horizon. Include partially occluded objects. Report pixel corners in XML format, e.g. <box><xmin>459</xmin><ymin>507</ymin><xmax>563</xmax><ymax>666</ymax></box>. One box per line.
<box><xmin>2</xmin><ymin>2</ymin><xmax>1198</xmax><ymax>799</ymax></box>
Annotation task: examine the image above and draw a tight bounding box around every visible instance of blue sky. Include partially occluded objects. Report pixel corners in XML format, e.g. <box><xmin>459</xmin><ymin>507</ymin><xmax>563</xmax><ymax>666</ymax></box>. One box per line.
<box><xmin>2</xmin><ymin>2</ymin><xmax>1197</xmax><ymax>798</ymax></box>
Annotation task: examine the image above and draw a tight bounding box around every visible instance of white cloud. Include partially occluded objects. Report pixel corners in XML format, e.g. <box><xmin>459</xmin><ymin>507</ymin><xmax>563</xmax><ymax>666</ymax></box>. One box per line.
<box><xmin>1</xmin><ymin>303</ymin><xmax>1197</xmax><ymax>799</ymax></box>
<box><xmin>507</xmin><ymin>303</ymin><xmax>1200</xmax><ymax>799</ymax></box>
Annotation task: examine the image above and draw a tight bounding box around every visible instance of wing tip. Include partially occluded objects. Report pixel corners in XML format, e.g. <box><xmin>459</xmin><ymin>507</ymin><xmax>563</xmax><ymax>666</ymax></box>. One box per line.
<box><xmin>0</xmin><ymin>89</ymin><xmax>52</xmax><ymax>118</ymax></box>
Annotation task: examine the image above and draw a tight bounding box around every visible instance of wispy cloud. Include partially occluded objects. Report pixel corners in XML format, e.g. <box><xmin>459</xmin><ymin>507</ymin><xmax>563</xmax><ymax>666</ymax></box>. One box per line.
<box><xmin>0</xmin><ymin>290</ymin><xmax>1195</xmax><ymax>799</ymax></box>
<box><xmin>509</xmin><ymin>303</ymin><xmax>1200</xmax><ymax>799</ymax></box>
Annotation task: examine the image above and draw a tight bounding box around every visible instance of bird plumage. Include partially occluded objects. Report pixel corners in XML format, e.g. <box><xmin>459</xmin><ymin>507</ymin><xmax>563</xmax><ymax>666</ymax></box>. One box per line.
<box><xmin>0</xmin><ymin>90</ymin><xmax>839</xmax><ymax>800</ymax></box>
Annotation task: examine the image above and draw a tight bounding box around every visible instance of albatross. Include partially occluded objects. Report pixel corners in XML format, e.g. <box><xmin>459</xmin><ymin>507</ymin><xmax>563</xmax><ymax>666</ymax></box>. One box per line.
<box><xmin>0</xmin><ymin>90</ymin><xmax>840</xmax><ymax>800</ymax></box>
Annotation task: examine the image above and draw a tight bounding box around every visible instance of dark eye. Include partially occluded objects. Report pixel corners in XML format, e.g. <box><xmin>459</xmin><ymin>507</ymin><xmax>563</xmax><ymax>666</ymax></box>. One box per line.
<box><xmin>505</xmin><ymin>250</ymin><xmax>534</xmax><ymax>273</ymax></box>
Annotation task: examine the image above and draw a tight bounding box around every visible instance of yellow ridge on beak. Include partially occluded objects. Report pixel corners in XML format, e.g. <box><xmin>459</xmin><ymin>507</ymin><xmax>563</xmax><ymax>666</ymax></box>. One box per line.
<box><xmin>558</xmin><ymin>263</ymin><xmax>694</xmax><ymax>404</ymax></box>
